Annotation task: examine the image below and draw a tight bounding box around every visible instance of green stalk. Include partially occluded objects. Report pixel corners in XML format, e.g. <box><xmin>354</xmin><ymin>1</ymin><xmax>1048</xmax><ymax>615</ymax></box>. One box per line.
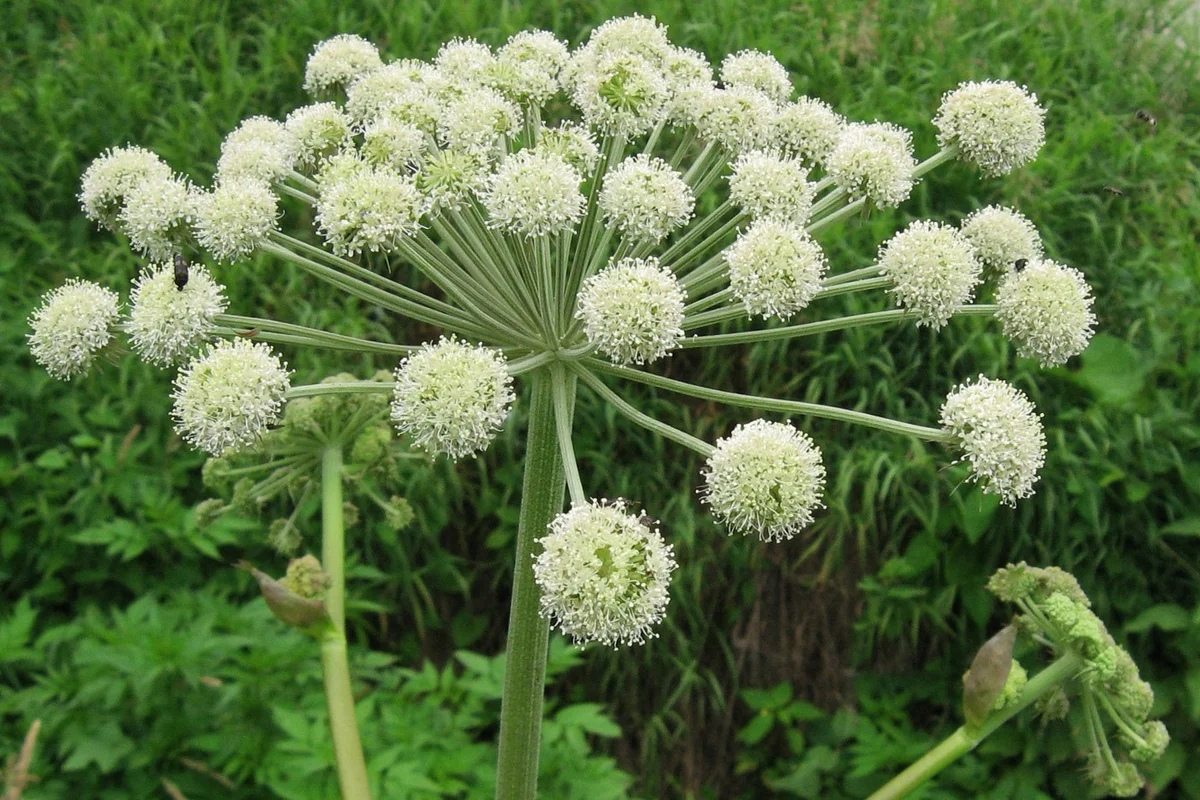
<box><xmin>496</xmin><ymin>370</ymin><xmax>568</xmax><ymax>800</ymax></box>
<box><xmin>868</xmin><ymin>652</ymin><xmax>1082</xmax><ymax>800</ymax></box>
<box><xmin>319</xmin><ymin>445</ymin><xmax>371</xmax><ymax>800</ymax></box>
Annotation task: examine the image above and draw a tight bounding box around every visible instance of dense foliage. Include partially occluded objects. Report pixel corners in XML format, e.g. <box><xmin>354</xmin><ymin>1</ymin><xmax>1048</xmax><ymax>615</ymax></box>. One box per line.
<box><xmin>2</xmin><ymin>0</ymin><xmax>1198</xmax><ymax>797</ymax></box>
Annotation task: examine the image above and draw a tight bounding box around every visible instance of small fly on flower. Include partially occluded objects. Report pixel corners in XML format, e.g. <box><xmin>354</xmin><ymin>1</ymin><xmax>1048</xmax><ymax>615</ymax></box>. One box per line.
<box><xmin>1102</xmin><ymin>185</ymin><xmax>1124</xmax><ymax>197</ymax></box>
<box><xmin>1134</xmin><ymin>109</ymin><xmax>1157</xmax><ymax>130</ymax></box>
<box><xmin>173</xmin><ymin>253</ymin><xmax>190</xmax><ymax>291</ymax></box>
<box><xmin>1013</xmin><ymin>258</ymin><xmax>1027</xmax><ymax>272</ymax></box>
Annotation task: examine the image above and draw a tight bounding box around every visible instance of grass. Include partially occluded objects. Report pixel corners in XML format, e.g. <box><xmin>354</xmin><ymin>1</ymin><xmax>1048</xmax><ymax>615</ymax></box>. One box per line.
<box><xmin>2</xmin><ymin>0</ymin><xmax>1199</xmax><ymax>796</ymax></box>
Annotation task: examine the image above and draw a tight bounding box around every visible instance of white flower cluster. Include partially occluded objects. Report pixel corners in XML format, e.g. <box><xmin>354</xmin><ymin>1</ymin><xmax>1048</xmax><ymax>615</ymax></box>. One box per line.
<box><xmin>877</xmin><ymin>220</ymin><xmax>981</xmax><ymax>328</ymax></box>
<box><xmin>725</xmin><ymin>221</ymin><xmax>827</xmax><ymax>319</ymax></box>
<box><xmin>128</xmin><ymin>263</ymin><xmax>227</xmax><ymax>366</ymax></box>
<box><xmin>940</xmin><ymin>376</ymin><xmax>1046</xmax><ymax>505</ymax></box>
<box><xmin>28</xmin><ymin>280</ymin><xmax>121</xmax><ymax>380</ymax></box>
<box><xmin>996</xmin><ymin>259</ymin><xmax>1096</xmax><ymax>366</ymax></box>
<box><xmin>534</xmin><ymin>499</ymin><xmax>676</xmax><ymax>646</ymax></box>
<box><xmin>576</xmin><ymin>257</ymin><xmax>686</xmax><ymax>364</ymax></box>
<box><xmin>599</xmin><ymin>154</ymin><xmax>694</xmax><ymax>243</ymax></box>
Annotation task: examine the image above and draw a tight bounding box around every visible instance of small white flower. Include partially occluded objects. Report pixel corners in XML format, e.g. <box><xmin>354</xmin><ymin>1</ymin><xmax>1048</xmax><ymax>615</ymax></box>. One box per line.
<box><xmin>316</xmin><ymin>164</ymin><xmax>425</xmax><ymax>257</ymax></box>
<box><xmin>576</xmin><ymin>257</ymin><xmax>686</xmax><ymax>365</ymax></box>
<box><xmin>725</xmin><ymin>220</ymin><xmax>827</xmax><ymax>319</ymax></box>
<box><xmin>702</xmin><ymin>419</ymin><xmax>826</xmax><ymax>541</ymax></box>
<box><xmin>940</xmin><ymin>376</ymin><xmax>1046</xmax><ymax>505</ymax></box>
<box><xmin>437</xmin><ymin>87</ymin><xmax>521</xmax><ymax>157</ymax></box>
<box><xmin>361</xmin><ymin>117</ymin><xmax>427</xmax><ymax>170</ymax></box>
<box><xmin>79</xmin><ymin>145</ymin><xmax>172</xmax><ymax>230</ymax></box>
<box><xmin>877</xmin><ymin>220</ymin><xmax>982</xmax><ymax>328</ymax></box>
<box><xmin>935</xmin><ymin>80</ymin><xmax>1046</xmax><ymax>176</ymax></box>
<box><xmin>684</xmin><ymin>85</ymin><xmax>777</xmax><ymax>155</ymax></box>
<box><xmin>285</xmin><ymin>103</ymin><xmax>353</xmax><ymax>170</ymax></box>
<box><xmin>127</xmin><ymin>262</ymin><xmax>227</xmax><ymax>366</ymax></box>
<box><xmin>996</xmin><ymin>260</ymin><xmax>1096</xmax><ymax>367</ymax></box>
<box><xmin>728</xmin><ymin>150</ymin><xmax>814</xmax><ymax>224</ymax></box>
<box><xmin>773</xmin><ymin>97</ymin><xmax>845</xmax><ymax>166</ymax></box>
<box><xmin>193</xmin><ymin>178</ymin><xmax>279</xmax><ymax>261</ymax></box>
<box><xmin>390</xmin><ymin>337</ymin><xmax>515</xmax><ymax>459</ymax></box>
<box><xmin>663</xmin><ymin>46</ymin><xmax>714</xmax><ymax>95</ymax></box>
<box><xmin>377</xmin><ymin>88</ymin><xmax>442</xmax><ymax>135</ymax></box>
<box><xmin>215</xmin><ymin>116</ymin><xmax>299</xmax><ymax>184</ymax></box>
<box><xmin>119</xmin><ymin>174</ymin><xmax>196</xmax><ymax>261</ymax></box>
<box><xmin>599</xmin><ymin>154</ymin><xmax>694</xmax><ymax>244</ymax></box>
<box><xmin>536</xmin><ymin>122</ymin><xmax>601</xmax><ymax>174</ymax></box>
<box><xmin>571</xmin><ymin>51</ymin><xmax>669</xmax><ymax>136</ymax></box>
<box><xmin>569</xmin><ymin>14</ymin><xmax>672</xmax><ymax>76</ymax></box>
<box><xmin>483</xmin><ymin>151</ymin><xmax>584</xmax><ymax>237</ymax></box>
<box><xmin>720</xmin><ymin>50</ymin><xmax>792</xmax><ymax>103</ymax></box>
<box><xmin>534</xmin><ymin>499</ymin><xmax>676</xmax><ymax>647</ymax></box>
<box><xmin>826</xmin><ymin>122</ymin><xmax>916</xmax><ymax>208</ymax></box>
<box><xmin>345</xmin><ymin>60</ymin><xmax>429</xmax><ymax>124</ymax></box>
<box><xmin>28</xmin><ymin>279</ymin><xmax>120</xmax><ymax>380</ymax></box>
<box><xmin>493</xmin><ymin>30</ymin><xmax>569</xmax><ymax>105</ymax></box>
<box><xmin>172</xmin><ymin>339</ymin><xmax>292</xmax><ymax>456</ymax></box>
<box><xmin>304</xmin><ymin>34</ymin><xmax>383</xmax><ymax>96</ymax></box>
<box><xmin>959</xmin><ymin>205</ymin><xmax>1043</xmax><ymax>274</ymax></box>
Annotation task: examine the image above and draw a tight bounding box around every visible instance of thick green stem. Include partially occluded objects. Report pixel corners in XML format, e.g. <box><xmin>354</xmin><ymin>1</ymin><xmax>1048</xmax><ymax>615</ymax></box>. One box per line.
<box><xmin>319</xmin><ymin>446</ymin><xmax>371</xmax><ymax>800</ymax></box>
<box><xmin>868</xmin><ymin>652</ymin><xmax>1082</xmax><ymax>800</ymax></box>
<box><xmin>496</xmin><ymin>370</ymin><xmax>568</xmax><ymax>800</ymax></box>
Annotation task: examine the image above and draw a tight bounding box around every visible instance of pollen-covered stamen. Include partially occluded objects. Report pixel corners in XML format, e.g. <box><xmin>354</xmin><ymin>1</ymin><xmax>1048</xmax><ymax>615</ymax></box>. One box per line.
<box><xmin>935</xmin><ymin>80</ymin><xmax>1046</xmax><ymax>176</ymax></box>
<box><xmin>877</xmin><ymin>220</ymin><xmax>982</xmax><ymax>328</ymax></box>
<box><xmin>127</xmin><ymin>262</ymin><xmax>227</xmax><ymax>367</ymax></box>
<box><xmin>702</xmin><ymin>419</ymin><xmax>826</xmax><ymax>541</ymax></box>
<box><xmin>533</xmin><ymin>499</ymin><xmax>676</xmax><ymax>647</ymax></box>
<box><xmin>996</xmin><ymin>259</ymin><xmax>1096</xmax><ymax>367</ymax></box>
<box><xmin>940</xmin><ymin>375</ymin><xmax>1046</xmax><ymax>505</ymax></box>
<box><xmin>576</xmin><ymin>257</ymin><xmax>686</xmax><ymax>365</ymax></box>
<box><xmin>28</xmin><ymin>279</ymin><xmax>121</xmax><ymax>381</ymax></box>
<box><xmin>390</xmin><ymin>337</ymin><xmax>515</xmax><ymax>459</ymax></box>
<box><xmin>171</xmin><ymin>339</ymin><xmax>292</xmax><ymax>456</ymax></box>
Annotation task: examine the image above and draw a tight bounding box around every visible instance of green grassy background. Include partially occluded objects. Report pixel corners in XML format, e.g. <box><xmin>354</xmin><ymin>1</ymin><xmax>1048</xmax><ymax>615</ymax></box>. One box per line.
<box><xmin>2</xmin><ymin>0</ymin><xmax>1199</xmax><ymax>797</ymax></box>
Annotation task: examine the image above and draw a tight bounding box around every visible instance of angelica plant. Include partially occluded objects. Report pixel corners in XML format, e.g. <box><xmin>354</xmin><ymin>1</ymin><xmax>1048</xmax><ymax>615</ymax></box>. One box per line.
<box><xmin>29</xmin><ymin>14</ymin><xmax>1135</xmax><ymax>799</ymax></box>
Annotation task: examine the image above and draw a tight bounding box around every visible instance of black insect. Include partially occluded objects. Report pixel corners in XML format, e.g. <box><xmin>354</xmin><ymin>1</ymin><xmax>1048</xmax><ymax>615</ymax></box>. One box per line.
<box><xmin>1134</xmin><ymin>109</ymin><xmax>1157</xmax><ymax>129</ymax></box>
<box><xmin>1013</xmin><ymin>258</ymin><xmax>1028</xmax><ymax>272</ymax></box>
<box><xmin>173</xmin><ymin>253</ymin><xmax>189</xmax><ymax>290</ymax></box>
<box><xmin>637</xmin><ymin>514</ymin><xmax>657</xmax><ymax>530</ymax></box>
<box><xmin>1103</xmin><ymin>185</ymin><xmax>1125</xmax><ymax>197</ymax></box>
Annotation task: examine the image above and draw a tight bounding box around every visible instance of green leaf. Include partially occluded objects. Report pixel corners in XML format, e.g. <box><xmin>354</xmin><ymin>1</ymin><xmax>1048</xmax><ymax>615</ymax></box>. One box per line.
<box><xmin>62</xmin><ymin>720</ymin><xmax>136</xmax><ymax>772</ymax></box>
<box><xmin>0</xmin><ymin>597</ymin><xmax>37</xmax><ymax>664</ymax></box>
<box><xmin>1072</xmin><ymin>334</ymin><xmax>1146</xmax><ymax>405</ymax></box>
<box><xmin>1161</xmin><ymin>517</ymin><xmax>1200</xmax><ymax>538</ymax></box>
<box><xmin>768</xmin><ymin>744</ymin><xmax>838</xmax><ymax>796</ymax></box>
<box><xmin>737</xmin><ymin>712</ymin><xmax>775</xmax><ymax>745</ymax></box>
<box><xmin>1125</xmin><ymin>604</ymin><xmax>1193</xmax><ymax>633</ymax></box>
<box><xmin>554</xmin><ymin>703</ymin><xmax>621</xmax><ymax>737</ymax></box>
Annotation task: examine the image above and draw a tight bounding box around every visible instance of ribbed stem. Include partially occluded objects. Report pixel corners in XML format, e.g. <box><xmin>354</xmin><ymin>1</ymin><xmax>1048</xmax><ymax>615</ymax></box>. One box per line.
<box><xmin>319</xmin><ymin>445</ymin><xmax>371</xmax><ymax>800</ymax></box>
<box><xmin>496</xmin><ymin>370</ymin><xmax>568</xmax><ymax>799</ymax></box>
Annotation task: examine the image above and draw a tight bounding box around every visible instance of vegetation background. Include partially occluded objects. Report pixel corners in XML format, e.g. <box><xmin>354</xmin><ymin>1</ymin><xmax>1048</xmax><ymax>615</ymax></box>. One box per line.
<box><xmin>2</xmin><ymin>0</ymin><xmax>1198</xmax><ymax>797</ymax></box>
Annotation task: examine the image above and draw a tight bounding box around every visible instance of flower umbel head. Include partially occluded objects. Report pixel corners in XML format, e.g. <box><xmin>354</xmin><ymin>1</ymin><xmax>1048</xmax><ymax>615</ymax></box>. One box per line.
<box><xmin>79</xmin><ymin>145</ymin><xmax>172</xmax><ymax>230</ymax></box>
<box><xmin>303</xmin><ymin>34</ymin><xmax>383</xmax><ymax>96</ymax></box>
<box><xmin>935</xmin><ymin>80</ymin><xmax>1046</xmax><ymax>176</ymax></box>
<box><xmin>702</xmin><ymin>419</ymin><xmax>826</xmax><ymax>541</ymax></box>
<box><xmin>171</xmin><ymin>339</ymin><xmax>292</xmax><ymax>456</ymax></box>
<box><xmin>576</xmin><ymin>257</ymin><xmax>686</xmax><ymax>365</ymax></box>
<box><xmin>483</xmin><ymin>151</ymin><xmax>584</xmax><ymax>237</ymax></box>
<box><xmin>534</xmin><ymin>499</ymin><xmax>676</xmax><ymax>647</ymax></box>
<box><xmin>996</xmin><ymin>259</ymin><xmax>1096</xmax><ymax>367</ymax></box>
<box><xmin>725</xmin><ymin>220</ymin><xmax>827</xmax><ymax>319</ymax></box>
<box><xmin>940</xmin><ymin>376</ymin><xmax>1046</xmax><ymax>505</ymax></box>
<box><xmin>826</xmin><ymin>122</ymin><xmax>915</xmax><ymax>207</ymax></box>
<box><xmin>28</xmin><ymin>280</ymin><xmax>121</xmax><ymax>380</ymax></box>
<box><xmin>127</xmin><ymin>262</ymin><xmax>227</xmax><ymax>367</ymax></box>
<box><xmin>193</xmin><ymin>178</ymin><xmax>279</xmax><ymax>262</ymax></box>
<box><xmin>774</xmin><ymin>97</ymin><xmax>845</xmax><ymax>166</ymax></box>
<box><xmin>878</xmin><ymin>220</ymin><xmax>982</xmax><ymax>328</ymax></box>
<box><xmin>959</xmin><ymin>205</ymin><xmax>1043</xmax><ymax>274</ymax></box>
<box><xmin>316</xmin><ymin>164</ymin><xmax>425</xmax><ymax>257</ymax></box>
<box><xmin>390</xmin><ymin>337</ymin><xmax>515</xmax><ymax>459</ymax></box>
<box><xmin>728</xmin><ymin>150</ymin><xmax>814</xmax><ymax>224</ymax></box>
<box><xmin>599</xmin><ymin>154</ymin><xmax>695</xmax><ymax>244</ymax></box>
<box><xmin>119</xmin><ymin>174</ymin><xmax>196</xmax><ymax>260</ymax></box>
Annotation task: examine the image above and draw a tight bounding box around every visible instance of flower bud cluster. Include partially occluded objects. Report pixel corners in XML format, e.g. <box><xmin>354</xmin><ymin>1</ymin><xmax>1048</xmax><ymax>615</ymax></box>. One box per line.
<box><xmin>986</xmin><ymin>562</ymin><xmax>1169</xmax><ymax>794</ymax></box>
